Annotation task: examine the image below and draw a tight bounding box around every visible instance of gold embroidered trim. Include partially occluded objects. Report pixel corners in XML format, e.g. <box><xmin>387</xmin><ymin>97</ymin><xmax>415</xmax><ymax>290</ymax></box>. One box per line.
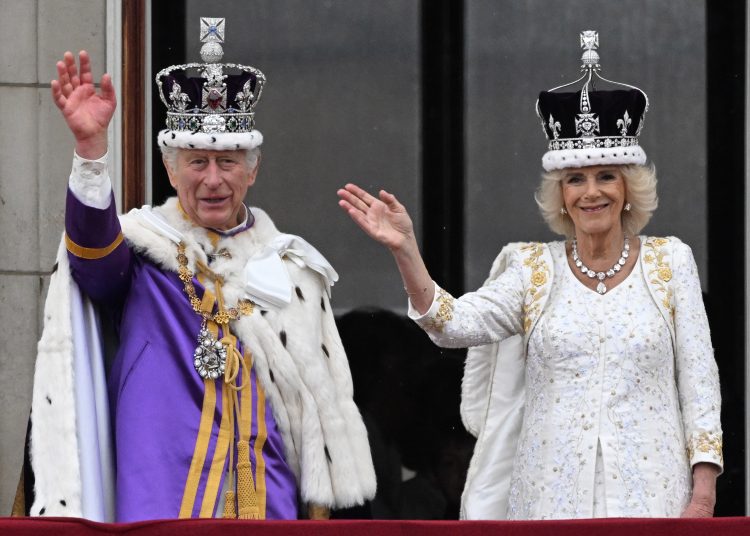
<box><xmin>199</xmin><ymin>377</ymin><xmax>233</xmax><ymax>517</ymax></box>
<box><xmin>687</xmin><ymin>431</ymin><xmax>724</xmax><ymax>464</ymax></box>
<box><xmin>178</xmin><ymin>332</ymin><xmax>216</xmax><ymax>519</ymax></box>
<box><xmin>521</xmin><ymin>243</ymin><xmax>551</xmax><ymax>333</ymax></box>
<box><xmin>65</xmin><ymin>232</ymin><xmax>124</xmax><ymax>259</ymax></box>
<box><xmin>423</xmin><ymin>288</ymin><xmax>454</xmax><ymax>333</ymax></box>
<box><xmin>179</xmin><ymin>305</ymin><xmax>219</xmax><ymax>518</ymax></box>
<box><xmin>643</xmin><ymin>237</ymin><xmax>675</xmax><ymax>319</ymax></box>
<box><xmin>252</xmin><ymin>351</ymin><xmax>269</xmax><ymax>519</ymax></box>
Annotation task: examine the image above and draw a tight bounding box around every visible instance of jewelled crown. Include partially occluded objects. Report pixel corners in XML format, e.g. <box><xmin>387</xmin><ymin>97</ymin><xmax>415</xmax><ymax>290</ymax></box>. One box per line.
<box><xmin>156</xmin><ymin>17</ymin><xmax>266</xmax><ymax>151</ymax></box>
<box><xmin>536</xmin><ymin>31</ymin><xmax>649</xmax><ymax>171</ymax></box>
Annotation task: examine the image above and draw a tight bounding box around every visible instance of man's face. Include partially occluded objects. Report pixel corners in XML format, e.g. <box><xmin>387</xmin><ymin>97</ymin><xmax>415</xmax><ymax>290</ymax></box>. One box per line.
<box><xmin>165</xmin><ymin>149</ymin><xmax>258</xmax><ymax>231</ymax></box>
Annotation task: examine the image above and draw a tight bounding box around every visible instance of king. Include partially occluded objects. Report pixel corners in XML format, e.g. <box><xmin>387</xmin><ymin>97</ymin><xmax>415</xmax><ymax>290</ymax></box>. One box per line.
<box><xmin>25</xmin><ymin>17</ymin><xmax>375</xmax><ymax>522</ymax></box>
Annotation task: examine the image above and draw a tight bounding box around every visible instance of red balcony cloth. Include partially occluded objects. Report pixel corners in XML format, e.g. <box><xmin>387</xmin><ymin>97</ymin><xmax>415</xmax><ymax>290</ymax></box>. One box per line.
<box><xmin>2</xmin><ymin>517</ymin><xmax>749</xmax><ymax>536</ymax></box>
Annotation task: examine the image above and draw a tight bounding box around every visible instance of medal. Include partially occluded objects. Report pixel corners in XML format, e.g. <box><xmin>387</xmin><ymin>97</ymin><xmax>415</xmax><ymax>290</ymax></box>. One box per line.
<box><xmin>193</xmin><ymin>321</ymin><xmax>227</xmax><ymax>379</ymax></box>
<box><xmin>176</xmin><ymin>242</ymin><xmax>254</xmax><ymax>380</ymax></box>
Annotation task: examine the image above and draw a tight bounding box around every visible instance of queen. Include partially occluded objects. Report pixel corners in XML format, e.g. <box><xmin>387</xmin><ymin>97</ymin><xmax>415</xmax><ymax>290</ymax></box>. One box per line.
<box><xmin>338</xmin><ymin>30</ymin><xmax>722</xmax><ymax>519</ymax></box>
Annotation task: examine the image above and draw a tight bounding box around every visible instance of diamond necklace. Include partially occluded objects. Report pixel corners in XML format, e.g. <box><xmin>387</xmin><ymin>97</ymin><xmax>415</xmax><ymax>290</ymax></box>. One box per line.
<box><xmin>177</xmin><ymin>242</ymin><xmax>254</xmax><ymax>379</ymax></box>
<box><xmin>571</xmin><ymin>236</ymin><xmax>630</xmax><ymax>295</ymax></box>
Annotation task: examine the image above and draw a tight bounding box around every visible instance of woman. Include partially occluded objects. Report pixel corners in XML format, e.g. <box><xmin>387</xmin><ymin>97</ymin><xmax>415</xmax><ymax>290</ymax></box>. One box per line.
<box><xmin>337</xmin><ymin>31</ymin><xmax>722</xmax><ymax>520</ymax></box>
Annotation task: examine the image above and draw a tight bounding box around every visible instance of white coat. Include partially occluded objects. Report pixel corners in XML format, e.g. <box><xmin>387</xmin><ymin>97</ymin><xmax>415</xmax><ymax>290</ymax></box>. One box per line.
<box><xmin>410</xmin><ymin>238</ymin><xmax>723</xmax><ymax>519</ymax></box>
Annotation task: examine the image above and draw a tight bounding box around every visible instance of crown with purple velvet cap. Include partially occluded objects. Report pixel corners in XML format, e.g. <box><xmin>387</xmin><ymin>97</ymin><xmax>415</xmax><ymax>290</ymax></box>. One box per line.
<box><xmin>155</xmin><ymin>17</ymin><xmax>266</xmax><ymax>151</ymax></box>
<box><xmin>536</xmin><ymin>31</ymin><xmax>649</xmax><ymax>171</ymax></box>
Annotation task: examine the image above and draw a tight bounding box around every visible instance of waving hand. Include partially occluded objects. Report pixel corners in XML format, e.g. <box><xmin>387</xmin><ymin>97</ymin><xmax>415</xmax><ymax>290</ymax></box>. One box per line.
<box><xmin>338</xmin><ymin>183</ymin><xmax>435</xmax><ymax>314</ymax></box>
<box><xmin>337</xmin><ymin>183</ymin><xmax>415</xmax><ymax>251</ymax></box>
<box><xmin>51</xmin><ymin>50</ymin><xmax>116</xmax><ymax>159</ymax></box>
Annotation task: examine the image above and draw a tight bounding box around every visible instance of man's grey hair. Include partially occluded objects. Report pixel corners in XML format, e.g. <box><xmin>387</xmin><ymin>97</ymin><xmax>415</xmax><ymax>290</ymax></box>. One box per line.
<box><xmin>160</xmin><ymin>145</ymin><xmax>261</xmax><ymax>172</ymax></box>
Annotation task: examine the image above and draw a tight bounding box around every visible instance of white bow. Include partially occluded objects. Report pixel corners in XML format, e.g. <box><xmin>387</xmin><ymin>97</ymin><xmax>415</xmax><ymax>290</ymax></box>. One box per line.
<box><xmin>244</xmin><ymin>234</ymin><xmax>338</xmax><ymax>308</ymax></box>
<box><xmin>134</xmin><ymin>208</ymin><xmax>337</xmax><ymax>310</ymax></box>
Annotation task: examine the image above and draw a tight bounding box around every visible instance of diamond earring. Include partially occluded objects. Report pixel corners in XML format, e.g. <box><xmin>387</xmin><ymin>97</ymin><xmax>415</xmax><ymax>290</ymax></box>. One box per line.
<box><xmin>624</xmin><ymin>202</ymin><xmax>631</xmax><ymax>212</ymax></box>
<box><xmin>560</xmin><ymin>207</ymin><xmax>568</xmax><ymax>215</ymax></box>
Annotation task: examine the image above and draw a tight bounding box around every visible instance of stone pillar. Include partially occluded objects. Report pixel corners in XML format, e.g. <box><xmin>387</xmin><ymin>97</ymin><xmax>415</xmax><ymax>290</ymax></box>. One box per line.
<box><xmin>0</xmin><ymin>0</ymin><xmax>107</xmax><ymax>515</ymax></box>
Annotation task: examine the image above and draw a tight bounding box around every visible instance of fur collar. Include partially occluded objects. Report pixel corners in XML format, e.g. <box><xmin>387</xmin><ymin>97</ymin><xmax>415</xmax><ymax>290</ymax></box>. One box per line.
<box><xmin>121</xmin><ymin>197</ymin><xmax>282</xmax><ymax>276</ymax></box>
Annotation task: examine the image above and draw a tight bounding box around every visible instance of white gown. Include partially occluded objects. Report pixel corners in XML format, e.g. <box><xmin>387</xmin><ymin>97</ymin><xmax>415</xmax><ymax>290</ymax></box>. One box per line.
<box><xmin>410</xmin><ymin>238</ymin><xmax>722</xmax><ymax>519</ymax></box>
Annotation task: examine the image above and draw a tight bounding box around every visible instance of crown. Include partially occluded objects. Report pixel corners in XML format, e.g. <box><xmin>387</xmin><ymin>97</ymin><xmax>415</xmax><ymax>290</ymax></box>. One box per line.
<box><xmin>536</xmin><ymin>30</ymin><xmax>649</xmax><ymax>171</ymax></box>
<box><xmin>155</xmin><ymin>17</ymin><xmax>266</xmax><ymax>151</ymax></box>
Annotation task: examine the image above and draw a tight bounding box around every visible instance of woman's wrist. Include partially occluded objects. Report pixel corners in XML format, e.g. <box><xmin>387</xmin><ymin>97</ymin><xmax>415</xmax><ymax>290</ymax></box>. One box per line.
<box><xmin>388</xmin><ymin>231</ymin><xmax>418</xmax><ymax>255</ymax></box>
<box><xmin>390</xmin><ymin>236</ymin><xmax>424</xmax><ymax>272</ymax></box>
<box><xmin>404</xmin><ymin>283</ymin><xmax>432</xmax><ymax>299</ymax></box>
<box><xmin>691</xmin><ymin>463</ymin><xmax>719</xmax><ymax>501</ymax></box>
<box><xmin>692</xmin><ymin>462</ymin><xmax>720</xmax><ymax>481</ymax></box>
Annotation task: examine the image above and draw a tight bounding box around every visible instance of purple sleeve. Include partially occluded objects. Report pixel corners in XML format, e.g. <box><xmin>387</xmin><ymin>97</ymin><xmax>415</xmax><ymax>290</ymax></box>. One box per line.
<box><xmin>65</xmin><ymin>188</ymin><xmax>133</xmax><ymax>303</ymax></box>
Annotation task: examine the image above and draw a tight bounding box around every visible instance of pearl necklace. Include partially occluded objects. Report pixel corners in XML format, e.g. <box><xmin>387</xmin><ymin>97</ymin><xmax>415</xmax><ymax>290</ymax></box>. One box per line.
<box><xmin>571</xmin><ymin>236</ymin><xmax>630</xmax><ymax>294</ymax></box>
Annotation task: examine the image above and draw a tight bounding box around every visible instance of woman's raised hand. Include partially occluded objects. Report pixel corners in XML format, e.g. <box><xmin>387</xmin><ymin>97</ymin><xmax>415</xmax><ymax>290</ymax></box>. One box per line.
<box><xmin>337</xmin><ymin>183</ymin><xmax>416</xmax><ymax>251</ymax></box>
<box><xmin>51</xmin><ymin>50</ymin><xmax>116</xmax><ymax>159</ymax></box>
<box><xmin>338</xmin><ymin>183</ymin><xmax>434</xmax><ymax>313</ymax></box>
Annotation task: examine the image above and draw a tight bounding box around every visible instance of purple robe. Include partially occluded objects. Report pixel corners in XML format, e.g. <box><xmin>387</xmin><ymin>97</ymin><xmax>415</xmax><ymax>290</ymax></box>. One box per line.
<box><xmin>65</xmin><ymin>191</ymin><xmax>298</xmax><ymax>521</ymax></box>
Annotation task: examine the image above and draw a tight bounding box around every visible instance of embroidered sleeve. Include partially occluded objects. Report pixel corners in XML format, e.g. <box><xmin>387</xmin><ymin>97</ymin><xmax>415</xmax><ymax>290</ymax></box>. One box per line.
<box><xmin>672</xmin><ymin>241</ymin><xmax>723</xmax><ymax>470</ymax></box>
<box><xmin>408</xmin><ymin>251</ymin><xmax>525</xmax><ymax>348</ymax></box>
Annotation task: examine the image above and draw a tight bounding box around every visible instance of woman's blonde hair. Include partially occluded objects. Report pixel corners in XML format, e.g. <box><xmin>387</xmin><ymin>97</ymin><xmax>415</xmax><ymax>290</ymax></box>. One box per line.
<box><xmin>534</xmin><ymin>164</ymin><xmax>658</xmax><ymax>238</ymax></box>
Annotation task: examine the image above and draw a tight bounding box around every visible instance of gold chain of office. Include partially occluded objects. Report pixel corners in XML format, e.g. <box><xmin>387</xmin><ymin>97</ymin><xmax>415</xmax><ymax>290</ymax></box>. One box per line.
<box><xmin>176</xmin><ymin>242</ymin><xmax>254</xmax><ymax>324</ymax></box>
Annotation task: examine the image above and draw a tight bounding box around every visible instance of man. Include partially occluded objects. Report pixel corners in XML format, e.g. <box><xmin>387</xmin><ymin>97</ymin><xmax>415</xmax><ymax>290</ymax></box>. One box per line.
<box><xmin>27</xmin><ymin>18</ymin><xmax>375</xmax><ymax>522</ymax></box>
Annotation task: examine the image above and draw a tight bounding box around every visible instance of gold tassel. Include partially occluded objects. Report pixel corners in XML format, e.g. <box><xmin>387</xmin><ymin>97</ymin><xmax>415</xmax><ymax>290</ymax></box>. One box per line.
<box><xmin>236</xmin><ymin>440</ymin><xmax>261</xmax><ymax>519</ymax></box>
<box><xmin>11</xmin><ymin>467</ymin><xmax>25</xmax><ymax>517</ymax></box>
<box><xmin>308</xmin><ymin>503</ymin><xmax>332</xmax><ymax>520</ymax></box>
<box><xmin>222</xmin><ymin>490</ymin><xmax>237</xmax><ymax>519</ymax></box>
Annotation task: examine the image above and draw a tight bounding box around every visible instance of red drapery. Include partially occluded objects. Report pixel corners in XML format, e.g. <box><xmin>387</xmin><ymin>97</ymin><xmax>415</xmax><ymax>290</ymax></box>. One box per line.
<box><xmin>1</xmin><ymin>517</ymin><xmax>748</xmax><ymax>535</ymax></box>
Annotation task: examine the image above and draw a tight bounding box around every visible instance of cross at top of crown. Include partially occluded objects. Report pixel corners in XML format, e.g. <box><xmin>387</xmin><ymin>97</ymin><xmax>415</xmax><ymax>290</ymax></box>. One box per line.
<box><xmin>580</xmin><ymin>30</ymin><xmax>598</xmax><ymax>51</ymax></box>
<box><xmin>199</xmin><ymin>18</ymin><xmax>226</xmax><ymax>63</ymax></box>
<box><xmin>579</xmin><ymin>30</ymin><xmax>600</xmax><ymax>71</ymax></box>
<box><xmin>200</xmin><ymin>18</ymin><xmax>225</xmax><ymax>43</ymax></box>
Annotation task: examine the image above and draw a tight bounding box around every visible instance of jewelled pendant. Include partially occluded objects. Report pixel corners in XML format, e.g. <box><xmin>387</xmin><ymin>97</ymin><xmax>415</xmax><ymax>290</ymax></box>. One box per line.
<box><xmin>572</xmin><ymin>236</ymin><xmax>629</xmax><ymax>296</ymax></box>
<box><xmin>193</xmin><ymin>325</ymin><xmax>227</xmax><ymax>380</ymax></box>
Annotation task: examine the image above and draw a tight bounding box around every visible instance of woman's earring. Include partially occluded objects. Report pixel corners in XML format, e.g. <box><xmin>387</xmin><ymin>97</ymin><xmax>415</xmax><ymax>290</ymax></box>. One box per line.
<box><xmin>624</xmin><ymin>202</ymin><xmax>631</xmax><ymax>212</ymax></box>
<box><xmin>560</xmin><ymin>207</ymin><xmax>568</xmax><ymax>215</ymax></box>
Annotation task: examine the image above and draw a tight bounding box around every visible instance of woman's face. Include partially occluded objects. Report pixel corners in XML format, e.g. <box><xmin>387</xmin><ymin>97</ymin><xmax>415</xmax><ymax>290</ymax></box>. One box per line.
<box><xmin>561</xmin><ymin>165</ymin><xmax>627</xmax><ymax>238</ymax></box>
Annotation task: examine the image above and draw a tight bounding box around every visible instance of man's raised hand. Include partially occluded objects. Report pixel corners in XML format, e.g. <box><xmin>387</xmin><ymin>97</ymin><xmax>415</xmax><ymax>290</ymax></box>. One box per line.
<box><xmin>51</xmin><ymin>50</ymin><xmax>116</xmax><ymax>159</ymax></box>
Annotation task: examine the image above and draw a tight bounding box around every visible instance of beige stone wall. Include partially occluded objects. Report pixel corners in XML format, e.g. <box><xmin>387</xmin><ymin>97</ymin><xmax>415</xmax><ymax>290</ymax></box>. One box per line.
<box><xmin>0</xmin><ymin>0</ymin><xmax>108</xmax><ymax>514</ymax></box>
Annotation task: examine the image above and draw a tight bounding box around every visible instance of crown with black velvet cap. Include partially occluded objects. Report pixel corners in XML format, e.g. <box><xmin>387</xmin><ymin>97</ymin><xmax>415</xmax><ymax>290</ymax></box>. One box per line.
<box><xmin>536</xmin><ymin>31</ymin><xmax>649</xmax><ymax>171</ymax></box>
<box><xmin>155</xmin><ymin>17</ymin><xmax>266</xmax><ymax>151</ymax></box>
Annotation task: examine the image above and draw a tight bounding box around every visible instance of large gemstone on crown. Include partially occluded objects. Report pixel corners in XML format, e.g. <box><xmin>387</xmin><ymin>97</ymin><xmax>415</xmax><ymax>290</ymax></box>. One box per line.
<box><xmin>207</xmin><ymin>88</ymin><xmax>223</xmax><ymax>110</ymax></box>
<box><xmin>203</xmin><ymin>114</ymin><xmax>226</xmax><ymax>133</ymax></box>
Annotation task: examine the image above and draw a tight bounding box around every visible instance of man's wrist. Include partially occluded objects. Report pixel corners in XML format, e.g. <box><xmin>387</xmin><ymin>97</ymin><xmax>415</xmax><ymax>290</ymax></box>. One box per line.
<box><xmin>73</xmin><ymin>150</ymin><xmax>109</xmax><ymax>164</ymax></box>
<box><xmin>75</xmin><ymin>135</ymin><xmax>109</xmax><ymax>160</ymax></box>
